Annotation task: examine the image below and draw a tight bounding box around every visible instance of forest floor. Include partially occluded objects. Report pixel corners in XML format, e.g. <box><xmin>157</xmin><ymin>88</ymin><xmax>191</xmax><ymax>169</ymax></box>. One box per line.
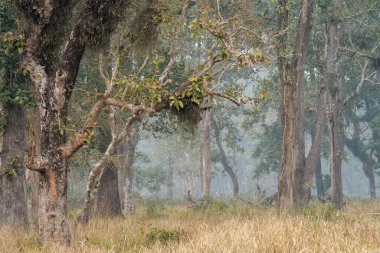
<box><xmin>1</xmin><ymin>199</ymin><xmax>380</xmax><ymax>252</ymax></box>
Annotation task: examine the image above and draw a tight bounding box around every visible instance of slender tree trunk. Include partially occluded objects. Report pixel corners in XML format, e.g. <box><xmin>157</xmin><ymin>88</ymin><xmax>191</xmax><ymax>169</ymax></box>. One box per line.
<box><xmin>368</xmin><ymin>166</ymin><xmax>376</xmax><ymax>199</ymax></box>
<box><xmin>325</xmin><ymin>0</ymin><xmax>343</xmax><ymax>210</ymax></box>
<box><xmin>328</xmin><ymin>84</ymin><xmax>344</xmax><ymax>210</ymax></box>
<box><xmin>213</xmin><ymin>122</ymin><xmax>239</xmax><ymax>197</ymax></box>
<box><xmin>303</xmin><ymin>78</ymin><xmax>326</xmax><ymax>199</ymax></box>
<box><xmin>167</xmin><ymin>164</ymin><xmax>174</xmax><ymax>201</ymax></box>
<box><xmin>199</xmin><ymin>142</ymin><xmax>204</xmax><ymax>196</ymax></box>
<box><xmin>96</xmin><ymin>165</ymin><xmax>121</xmax><ymax>217</ymax></box>
<box><xmin>315</xmin><ymin>158</ymin><xmax>325</xmax><ymax>197</ymax></box>
<box><xmin>123</xmin><ymin>169</ymin><xmax>134</xmax><ymax>213</ymax></box>
<box><xmin>200</xmin><ymin>97</ymin><xmax>212</xmax><ymax>199</ymax></box>
<box><xmin>117</xmin><ymin>123</ymin><xmax>140</xmax><ymax>214</ymax></box>
<box><xmin>303</xmin><ymin>0</ymin><xmax>342</xmax><ymax>203</ymax></box>
<box><xmin>0</xmin><ymin>103</ymin><xmax>28</xmax><ymax>229</ymax></box>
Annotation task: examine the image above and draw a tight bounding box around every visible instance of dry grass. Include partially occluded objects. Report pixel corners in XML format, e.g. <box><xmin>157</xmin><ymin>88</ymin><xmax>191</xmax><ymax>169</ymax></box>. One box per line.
<box><xmin>2</xmin><ymin>199</ymin><xmax>380</xmax><ymax>253</ymax></box>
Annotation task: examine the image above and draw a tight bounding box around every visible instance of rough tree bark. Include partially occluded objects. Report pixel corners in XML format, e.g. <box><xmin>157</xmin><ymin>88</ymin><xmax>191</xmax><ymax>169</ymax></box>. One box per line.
<box><xmin>26</xmin><ymin>98</ymin><xmax>41</xmax><ymax>228</ymax></box>
<box><xmin>200</xmin><ymin>97</ymin><xmax>212</xmax><ymax>199</ymax></box>
<box><xmin>213</xmin><ymin>122</ymin><xmax>239</xmax><ymax>197</ymax></box>
<box><xmin>0</xmin><ymin>103</ymin><xmax>28</xmax><ymax>229</ymax></box>
<box><xmin>277</xmin><ymin>0</ymin><xmax>312</xmax><ymax>207</ymax></box>
<box><xmin>16</xmin><ymin>0</ymin><xmax>128</xmax><ymax>245</ymax></box>
<box><xmin>117</xmin><ymin>122</ymin><xmax>140</xmax><ymax>214</ymax></box>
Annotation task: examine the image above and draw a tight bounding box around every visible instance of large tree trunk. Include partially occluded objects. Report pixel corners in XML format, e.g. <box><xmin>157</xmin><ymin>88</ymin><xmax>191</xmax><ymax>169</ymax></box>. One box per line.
<box><xmin>37</xmin><ymin>142</ymin><xmax>70</xmax><ymax>245</ymax></box>
<box><xmin>96</xmin><ymin>165</ymin><xmax>121</xmax><ymax>217</ymax></box>
<box><xmin>16</xmin><ymin>0</ymin><xmax>128</xmax><ymax>244</ymax></box>
<box><xmin>0</xmin><ymin>103</ymin><xmax>28</xmax><ymax>229</ymax></box>
<box><xmin>200</xmin><ymin>97</ymin><xmax>212</xmax><ymax>199</ymax></box>
<box><xmin>277</xmin><ymin>0</ymin><xmax>312</xmax><ymax>207</ymax></box>
<box><xmin>27</xmin><ymin>169</ymin><xmax>39</xmax><ymax>226</ymax></box>
<box><xmin>213</xmin><ymin>122</ymin><xmax>239</xmax><ymax>197</ymax></box>
<box><xmin>117</xmin><ymin>123</ymin><xmax>140</xmax><ymax>215</ymax></box>
<box><xmin>26</xmin><ymin>101</ymin><xmax>41</xmax><ymax>228</ymax></box>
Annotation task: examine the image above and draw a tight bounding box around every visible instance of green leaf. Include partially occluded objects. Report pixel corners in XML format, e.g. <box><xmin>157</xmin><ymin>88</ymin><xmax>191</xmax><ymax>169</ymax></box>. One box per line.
<box><xmin>188</xmin><ymin>74</ymin><xmax>198</xmax><ymax>82</ymax></box>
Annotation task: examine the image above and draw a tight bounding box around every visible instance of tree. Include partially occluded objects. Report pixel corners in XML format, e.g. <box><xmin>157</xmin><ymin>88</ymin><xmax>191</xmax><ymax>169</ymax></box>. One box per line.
<box><xmin>117</xmin><ymin>121</ymin><xmax>141</xmax><ymax>214</ymax></box>
<box><xmin>276</xmin><ymin>0</ymin><xmax>313</xmax><ymax>207</ymax></box>
<box><xmin>0</xmin><ymin>103</ymin><xmax>28</xmax><ymax>229</ymax></box>
<box><xmin>200</xmin><ymin>96</ymin><xmax>212</xmax><ymax>198</ymax></box>
<box><xmin>76</xmin><ymin>0</ymin><xmax>267</xmax><ymax>218</ymax></box>
<box><xmin>345</xmin><ymin>118</ymin><xmax>376</xmax><ymax>198</ymax></box>
<box><xmin>325</xmin><ymin>0</ymin><xmax>379</xmax><ymax>208</ymax></box>
<box><xmin>213</xmin><ymin>120</ymin><xmax>239</xmax><ymax>196</ymax></box>
<box><xmin>0</xmin><ymin>0</ymin><xmax>34</xmax><ymax>229</ymax></box>
<box><xmin>15</xmin><ymin>0</ymin><xmax>128</xmax><ymax>244</ymax></box>
<box><xmin>95</xmin><ymin>165</ymin><xmax>121</xmax><ymax>217</ymax></box>
<box><xmin>211</xmin><ymin>99</ymin><xmax>244</xmax><ymax>197</ymax></box>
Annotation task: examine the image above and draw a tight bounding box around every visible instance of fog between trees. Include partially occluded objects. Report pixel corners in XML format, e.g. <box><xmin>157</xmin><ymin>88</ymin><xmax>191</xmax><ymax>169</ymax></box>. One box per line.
<box><xmin>0</xmin><ymin>0</ymin><xmax>380</xmax><ymax>249</ymax></box>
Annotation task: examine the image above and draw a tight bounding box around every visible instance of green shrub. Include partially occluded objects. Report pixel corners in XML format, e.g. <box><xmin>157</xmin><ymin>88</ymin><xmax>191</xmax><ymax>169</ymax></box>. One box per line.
<box><xmin>144</xmin><ymin>228</ymin><xmax>183</xmax><ymax>245</ymax></box>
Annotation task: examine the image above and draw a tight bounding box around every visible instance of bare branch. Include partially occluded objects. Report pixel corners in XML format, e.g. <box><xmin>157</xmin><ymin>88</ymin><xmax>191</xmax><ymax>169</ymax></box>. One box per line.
<box><xmin>98</xmin><ymin>53</ymin><xmax>111</xmax><ymax>88</ymax></box>
<box><xmin>158</xmin><ymin>0</ymin><xmax>189</xmax><ymax>84</ymax></box>
<box><xmin>62</xmin><ymin>98</ymin><xmax>107</xmax><ymax>158</ymax></box>
<box><xmin>339</xmin><ymin>47</ymin><xmax>376</xmax><ymax>59</ymax></box>
<box><xmin>343</xmin><ymin>61</ymin><xmax>369</xmax><ymax>105</ymax></box>
<box><xmin>135</xmin><ymin>53</ymin><xmax>150</xmax><ymax>78</ymax></box>
<box><xmin>158</xmin><ymin>37</ymin><xmax>177</xmax><ymax>84</ymax></box>
<box><xmin>343</xmin><ymin>43</ymin><xmax>380</xmax><ymax>105</ymax></box>
<box><xmin>211</xmin><ymin>92</ymin><xmax>241</xmax><ymax>106</ymax></box>
<box><xmin>216</xmin><ymin>0</ymin><xmax>223</xmax><ymax>21</ymax></box>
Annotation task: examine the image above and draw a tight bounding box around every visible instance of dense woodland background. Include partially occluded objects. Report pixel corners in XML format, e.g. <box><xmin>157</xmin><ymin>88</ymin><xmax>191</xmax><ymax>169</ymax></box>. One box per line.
<box><xmin>1</xmin><ymin>0</ymin><xmax>380</xmax><ymax>251</ymax></box>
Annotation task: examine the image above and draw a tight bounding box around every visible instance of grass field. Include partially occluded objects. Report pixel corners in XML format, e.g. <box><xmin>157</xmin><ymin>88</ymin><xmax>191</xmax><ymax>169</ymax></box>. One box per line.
<box><xmin>1</xmin><ymin>199</ymin><xmax>380</xmax><ymax>252</ymax></box>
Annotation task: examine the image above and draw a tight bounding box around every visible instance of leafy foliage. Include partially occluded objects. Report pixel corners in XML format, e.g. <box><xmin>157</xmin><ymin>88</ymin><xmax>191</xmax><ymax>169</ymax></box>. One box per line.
<box><xmin>252</xmin><ymin>122</ymin><xmax>280</xmax><ymax>179</ymax></box>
